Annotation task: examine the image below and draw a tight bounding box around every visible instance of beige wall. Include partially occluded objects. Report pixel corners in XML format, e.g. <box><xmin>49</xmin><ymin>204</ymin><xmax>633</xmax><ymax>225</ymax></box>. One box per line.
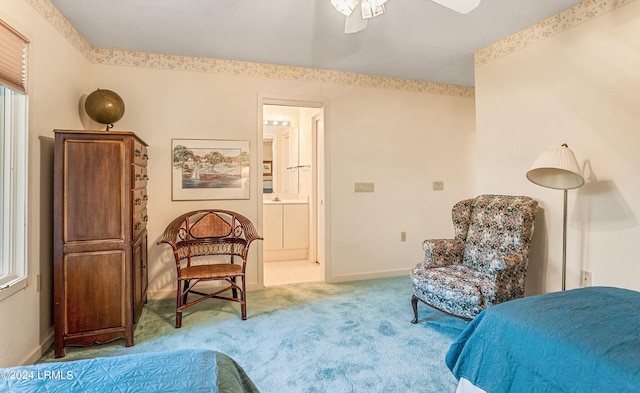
<box><xmin>1</xmin><ymin>0</ymin><xmax>91</xmax><ymax>367</ymax></box>
<box><xmin>475</xmin><ymin>0</ymin><xmax>640</xmax><ymax>293</ymax></box>
<box><xmin>2</xmin><ymin>0</ymin><xmax>475</xmax><ymax>366</ymax></box>
<box><xmin>91</xmin><ymin>65</ymin><xmax>476</xmax><ymax>292</ymax></box>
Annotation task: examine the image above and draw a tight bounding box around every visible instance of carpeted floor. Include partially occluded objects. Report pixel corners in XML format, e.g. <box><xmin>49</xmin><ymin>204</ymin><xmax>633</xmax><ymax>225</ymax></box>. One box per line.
<box><xmin>40</xmin><ymin>276</ymin><xmax>467</xmax><ymax>393</ymax></box>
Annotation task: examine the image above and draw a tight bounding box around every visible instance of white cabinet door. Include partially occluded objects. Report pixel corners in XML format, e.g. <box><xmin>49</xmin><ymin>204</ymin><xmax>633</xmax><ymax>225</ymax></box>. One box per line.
<box><xmin>283</xmin><ymin>204</ymin><xmax>309</xmax><ymax>249</ymax></box>
<box><xmin>263</xmin><ymin>204</ymin><xmax>283</xmax><ymax>250</ymax></box>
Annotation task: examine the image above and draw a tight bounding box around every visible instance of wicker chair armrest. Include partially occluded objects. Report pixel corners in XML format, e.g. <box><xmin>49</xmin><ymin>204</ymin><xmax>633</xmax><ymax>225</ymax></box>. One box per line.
<box><xmin>232</xmin><ymin>213</ymin><xmax>264</xmax><ymax>251</ymax></box>
<box><xmin>156</xmin><ymin>213</ymin><xmax>191</xmax><ymax>250</ymax></box>
<box><xmin>421</xmin><ymin>239</ymin><xmax>465</xmax><ymax>268</ymax></box>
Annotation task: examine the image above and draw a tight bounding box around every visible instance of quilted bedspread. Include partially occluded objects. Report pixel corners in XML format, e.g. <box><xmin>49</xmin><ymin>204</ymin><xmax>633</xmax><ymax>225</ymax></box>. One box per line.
<box><xmin>446</xmin><ymin>286</ymin><xmax>640</xmax><ymax>393</ymax></box>
<box><xmin>0</xmin><ymin>349</ymin><xmax>260</xmax><ymax>393</ymax></box>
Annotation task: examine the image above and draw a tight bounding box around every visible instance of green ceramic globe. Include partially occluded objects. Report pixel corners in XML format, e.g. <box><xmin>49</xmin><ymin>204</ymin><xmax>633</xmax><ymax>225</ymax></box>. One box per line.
<box><xmin>85</xmin><ymin>88</ymin><xmax>125</xmax><ymax>126</ymax></box>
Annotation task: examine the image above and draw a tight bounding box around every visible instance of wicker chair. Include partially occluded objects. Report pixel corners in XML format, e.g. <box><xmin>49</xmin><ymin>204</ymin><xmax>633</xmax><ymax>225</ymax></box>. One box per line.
<box><xmin>157</xmin><ymin>210</ymin><xmax>262</xmax><ymax>328</ymax></box>
<box><xmin>410</xmin><ymin>195</ymin><xmax>538</xmax><ymax>322</ymax></box>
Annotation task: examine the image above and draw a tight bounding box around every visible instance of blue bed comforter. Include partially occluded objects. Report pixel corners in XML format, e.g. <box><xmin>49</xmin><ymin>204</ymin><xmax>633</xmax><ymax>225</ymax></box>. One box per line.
<box><xmin>0</xmin><ymin>349</ymin><xmax>260</xmax><ymax>393</ymax></box>
<box><xmin>446</xmin><ymin>286</ymin><xmax>640</xmax><ymax>393</ymax></box>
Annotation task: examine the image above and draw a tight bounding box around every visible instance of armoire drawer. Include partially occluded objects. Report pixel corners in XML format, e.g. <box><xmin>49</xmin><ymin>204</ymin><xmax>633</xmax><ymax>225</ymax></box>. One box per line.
<box><xmin>133</xmin><ymin>141</ymin><xmax>148</xmax><ymax>167</ymax></box>
<box><xmin>132</xmin><ymin>188</ymin><xmax>148</xmax><ymax>213</ymax></box>
<box><xmin>133</xmin><ymin>165</ymin><xmax>148</xmax><ymax>189</ymax></box>
<box><xmin>133</xmin><ymin>208</ymin><xmax>148</xmax><ymax>239</ymax></box>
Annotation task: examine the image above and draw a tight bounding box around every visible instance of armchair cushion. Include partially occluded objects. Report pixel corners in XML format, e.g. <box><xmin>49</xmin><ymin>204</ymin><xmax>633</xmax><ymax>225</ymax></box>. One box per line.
<box><xmin>411</xmin><ymin>264</ymin><xmax>494</xmax><ymax>320</ymax></box>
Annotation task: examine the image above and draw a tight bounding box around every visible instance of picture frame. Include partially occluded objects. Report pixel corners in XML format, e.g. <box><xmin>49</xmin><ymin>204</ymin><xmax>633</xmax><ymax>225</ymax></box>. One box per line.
<box><xmin>171</xmin><ymin>139</ymin><xmax>250</xmax><ymax>200</ymax></box>
<box><xmin>263</xmin><ymin>161</ymin><xmax>273</xmax><ymax>176</ymax></box>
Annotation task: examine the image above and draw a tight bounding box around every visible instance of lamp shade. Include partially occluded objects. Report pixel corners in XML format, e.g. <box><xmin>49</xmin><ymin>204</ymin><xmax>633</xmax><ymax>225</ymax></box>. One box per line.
<box><xmin>526</xmin><ymin>144</ymin><xmax>584</xmax><ymax>190</ymax></box>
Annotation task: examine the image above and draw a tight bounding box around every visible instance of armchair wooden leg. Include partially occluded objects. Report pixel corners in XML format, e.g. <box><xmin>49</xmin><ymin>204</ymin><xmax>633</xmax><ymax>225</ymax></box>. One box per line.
<box><xmin>411</xmin><ymin>294</ymin><xmax>419</xmax><ymax>324</ymax></box>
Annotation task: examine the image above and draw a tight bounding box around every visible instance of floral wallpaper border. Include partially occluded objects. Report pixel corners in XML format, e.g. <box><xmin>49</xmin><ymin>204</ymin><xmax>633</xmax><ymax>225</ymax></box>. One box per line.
<box><xmin>24</xmin><ymin>0</ymin><xmax>473</xmax><ymax>97</ymax></box>
<box><xmin>88</xmin><ymin>48</ymin><xmax>475</xmax><ymax>97</ymax></box>
<box><xmin>26</xmin><ymin>0</ymin><xmax>92</xmax><ymax>58</ymax></box>
<box><xmin>475</xmin><ymin>0</ymin><xmax>634</xmax><ymax>66</ymax></box>
<box><xmin>26</xmin><ymin>0</ymin><xmax>634</xmax><ymax>97</ymax></box>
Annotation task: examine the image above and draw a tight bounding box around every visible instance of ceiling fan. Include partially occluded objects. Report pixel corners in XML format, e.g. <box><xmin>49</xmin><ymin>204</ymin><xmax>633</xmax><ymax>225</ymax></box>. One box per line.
<box><xmin>331</xmin><ymin>0</ymin><xmax>482</xmax><ymax>33</ymax></box>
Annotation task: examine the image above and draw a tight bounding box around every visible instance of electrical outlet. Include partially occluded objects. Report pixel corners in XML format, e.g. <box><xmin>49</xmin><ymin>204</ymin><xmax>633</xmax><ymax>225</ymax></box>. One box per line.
<box><xmin>401</xmin><ymin>231</ymin><xmax>407</xmax><ymax>242</ymax></box>
<box><xmin>433</xmin><ymin>181</ymin><xmax>444</xmax><ymax>191</ymax></box>
<box><xmin>581</xmin><ymin>270</ymin><xmax>592</xmax><ymax>287</ymax></box>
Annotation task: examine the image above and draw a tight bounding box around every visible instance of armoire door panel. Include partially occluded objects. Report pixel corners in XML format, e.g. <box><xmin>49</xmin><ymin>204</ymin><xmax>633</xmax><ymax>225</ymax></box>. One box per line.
<box><xmin>64</xmin><ymin>251</ymin><xmax>126</xmax><ymax>334</ymax></box>
<box><xmin>64</xmin><ymin>140</ymin><xmax>125</xmax><ymax>242</ymax></box>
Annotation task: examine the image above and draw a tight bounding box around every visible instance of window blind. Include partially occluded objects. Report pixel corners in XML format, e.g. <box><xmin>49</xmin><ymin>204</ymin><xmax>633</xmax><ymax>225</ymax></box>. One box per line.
<box><xmin>0</xmin><ymin>19</ymin><xmax>29</xmax><ymax>94</ymax></box>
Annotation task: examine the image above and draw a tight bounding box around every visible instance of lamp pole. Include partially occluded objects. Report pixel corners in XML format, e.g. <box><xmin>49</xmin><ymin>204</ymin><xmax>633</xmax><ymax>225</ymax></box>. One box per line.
<box><xmin>562</xmin><ymin>189</ymin><xmax>568</xmax><ymax>291</ymax></box>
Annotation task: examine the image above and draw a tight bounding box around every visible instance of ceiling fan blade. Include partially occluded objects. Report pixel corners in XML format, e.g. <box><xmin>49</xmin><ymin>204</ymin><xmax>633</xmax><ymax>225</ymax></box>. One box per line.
<box><xmin>331</xmin><ymin>0</ymin><xmax>359</xmax><ymax>16</ymax></box>
<box><xmin>431</xmin><ymin>0</ymin><xmax>481</xmax><ymax>14</ymax></box>
<box><xmin>344</xmin><ymin>4</ymin><xmax>369</xmax><ymax>34</ymax></box>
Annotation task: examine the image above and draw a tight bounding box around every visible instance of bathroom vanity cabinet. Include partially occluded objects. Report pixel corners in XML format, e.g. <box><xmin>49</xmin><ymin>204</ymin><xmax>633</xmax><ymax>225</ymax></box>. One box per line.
<box><xmin>263</xmin><ymin>200</ymin><xmax>309</xmax><ymax>261</ymax></box>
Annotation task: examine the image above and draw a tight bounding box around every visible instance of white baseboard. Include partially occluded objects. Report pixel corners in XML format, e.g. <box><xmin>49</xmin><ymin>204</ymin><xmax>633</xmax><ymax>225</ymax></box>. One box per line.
<box><xmin>146</xmin><ymin>268</ymin><xmax>412</xmax><ymax>299</ymax></box>
<box><xmin>20</xmin><ymin>332</ymin><xmax>54</xmax><ymax>366</ymax></box>
<box><xmin>327</xmin><ymin>268</ymin><xmax>411</xmax><ymax>283</ymax></box>
<box><xmin>147</xmin><ymin>280</ymin><xmax>264</xmax><ymax>300</ymax></box>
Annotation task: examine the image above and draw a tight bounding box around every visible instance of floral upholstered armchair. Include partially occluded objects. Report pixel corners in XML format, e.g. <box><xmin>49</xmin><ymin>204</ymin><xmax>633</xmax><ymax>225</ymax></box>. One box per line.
<box><xmin>410</xmin><ymin>194</ymin><xmax>538</xmax><ymax>322</ymax></box>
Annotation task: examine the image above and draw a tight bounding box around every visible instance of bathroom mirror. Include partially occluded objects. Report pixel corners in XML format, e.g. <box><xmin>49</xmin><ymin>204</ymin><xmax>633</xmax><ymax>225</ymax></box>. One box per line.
<box><xmin>263</xmin><ymin>125</ymin><xmax>299</xmax><ymax>195</ymax></box>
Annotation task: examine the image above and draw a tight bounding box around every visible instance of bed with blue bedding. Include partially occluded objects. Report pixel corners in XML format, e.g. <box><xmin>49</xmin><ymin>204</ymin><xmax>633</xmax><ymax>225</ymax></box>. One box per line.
<box><xmin>446</xmin><ymin>286</ymin><xmax>640</xmax><ymax>393</ymax></box>
<box><xmin>0</xmin><ymin>349</ymin><xmax>259</xmax><ymax>393</ymax></box>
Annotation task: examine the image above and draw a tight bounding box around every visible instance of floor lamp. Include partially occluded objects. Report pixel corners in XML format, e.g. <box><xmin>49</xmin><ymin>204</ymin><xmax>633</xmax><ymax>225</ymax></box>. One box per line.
<box><xmin>526</xmin><ymin>144</ymin><xmax>584</xmax><ymax>291</ymax></box>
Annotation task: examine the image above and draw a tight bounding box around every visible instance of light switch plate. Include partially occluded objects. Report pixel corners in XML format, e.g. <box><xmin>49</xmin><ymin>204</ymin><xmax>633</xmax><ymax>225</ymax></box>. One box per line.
<box><xmin>354</xmin><ymin>182</ymin><xmax>375</xmax><ymax>192</ymax></box>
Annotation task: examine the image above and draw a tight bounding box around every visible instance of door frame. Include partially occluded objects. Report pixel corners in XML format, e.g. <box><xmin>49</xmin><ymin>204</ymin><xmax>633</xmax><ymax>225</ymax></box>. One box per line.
<box><xmin>257</xmin><ymin>94</ymin><xmax>330</xmax><ymax>287</ymax></box>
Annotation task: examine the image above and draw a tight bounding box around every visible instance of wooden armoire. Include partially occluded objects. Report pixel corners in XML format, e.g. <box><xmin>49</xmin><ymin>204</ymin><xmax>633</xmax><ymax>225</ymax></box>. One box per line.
<box><xmin>53</xmin><ymin>130</ymin><xmax>148</xmax><ymax>358</ymax></box>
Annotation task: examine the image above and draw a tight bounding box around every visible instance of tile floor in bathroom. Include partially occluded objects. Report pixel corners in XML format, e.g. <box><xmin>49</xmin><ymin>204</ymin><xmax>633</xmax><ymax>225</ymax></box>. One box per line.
<box><xmin>263</xmin><ymin>259</ymin><xmax>323</xmax><ymax>287</ymax></box>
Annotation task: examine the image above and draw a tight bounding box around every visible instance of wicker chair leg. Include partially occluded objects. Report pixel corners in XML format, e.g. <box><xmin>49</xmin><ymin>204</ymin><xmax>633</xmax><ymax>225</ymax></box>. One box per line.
<box><xmin>176</xmin><ymin>281</ymin><xmax>184</xmax><ymax>329</ymax></box>
<box><xmin>182</xmin><ymin>280</ymin><xmax>190</xmax><ymax>304</ymax></box>
<box><xmin>231</xmin><ymin>277</ymin><xmax>238</xmax><ymax>299</ymax></box>
<box><xmin>411</xmin><ymin>294</ymin><xmax>419</xmax><ymax>324</ymax></box>
<box><xmin>241</xmin><ymin>276</ymin><xmax>247</xmax><ymax>320</ymax></box>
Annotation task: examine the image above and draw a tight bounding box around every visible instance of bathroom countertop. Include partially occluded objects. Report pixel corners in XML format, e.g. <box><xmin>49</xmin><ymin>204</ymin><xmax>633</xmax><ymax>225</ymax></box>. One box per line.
<box><xmin>263</xmin><ymin>199</ymin><xmax>308</xmax><ymax>205</ymax></box>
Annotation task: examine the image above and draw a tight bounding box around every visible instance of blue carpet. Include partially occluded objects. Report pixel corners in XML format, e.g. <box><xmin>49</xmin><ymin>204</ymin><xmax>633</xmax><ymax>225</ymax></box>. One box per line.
<box><xmin>40</xmin><ymin>276</ymin><xmax>467</xmax><ymax>392</ymax></box>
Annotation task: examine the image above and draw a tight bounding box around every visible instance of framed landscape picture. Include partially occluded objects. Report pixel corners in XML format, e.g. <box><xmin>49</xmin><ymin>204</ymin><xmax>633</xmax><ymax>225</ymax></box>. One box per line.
<box><xmin>171</xmin><ymin>139</ymin><xmax>250</xmax><ymax>200</ymax></box>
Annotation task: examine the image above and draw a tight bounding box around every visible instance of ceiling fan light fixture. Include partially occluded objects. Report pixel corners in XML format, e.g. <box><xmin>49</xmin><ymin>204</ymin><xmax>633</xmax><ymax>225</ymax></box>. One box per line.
<box><xmin>361</xmin><ymin>0</ymin><xmax>385</xmax><ymax>19</ymax></box>
<box><xmin>331</xmin><ymin>0</ymin><xmax>359</xmax><ymax>16</ymax></box>
<box><xmin>336</xmin><ymin>0</ymin><xmax>481</xmax><ymax>35</ymax></box>
<box><xmin>368</xmin><ymin>0</ymin><xmax>389</xmax><ymax>6</ymax></box>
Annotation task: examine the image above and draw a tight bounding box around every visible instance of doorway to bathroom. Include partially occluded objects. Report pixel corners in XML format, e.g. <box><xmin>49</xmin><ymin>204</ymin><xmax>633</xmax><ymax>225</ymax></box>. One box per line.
<box><xmin>260</xmin><ymin>100</ymin><xmax>325</xmax><ymax>287</ymax></box>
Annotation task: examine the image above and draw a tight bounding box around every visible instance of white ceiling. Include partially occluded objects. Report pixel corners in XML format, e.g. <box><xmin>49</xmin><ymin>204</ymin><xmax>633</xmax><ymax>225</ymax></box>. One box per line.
<box><xmin>49</xmin><ymin>0</ymin><xmax>583</xmax><ymax>87</ymax></box>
